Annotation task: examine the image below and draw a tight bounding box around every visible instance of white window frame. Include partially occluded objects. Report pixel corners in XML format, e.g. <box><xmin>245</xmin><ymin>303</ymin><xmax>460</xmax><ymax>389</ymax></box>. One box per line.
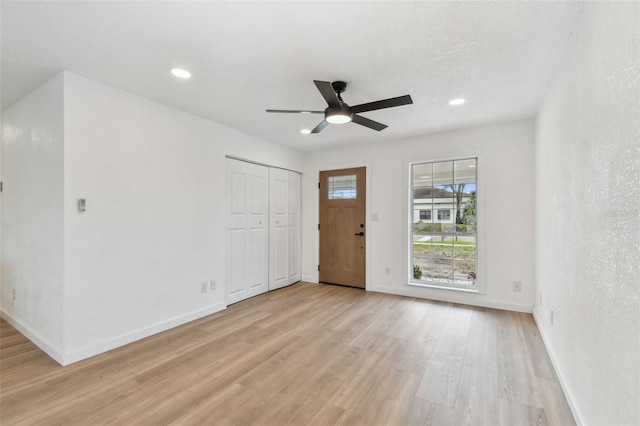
<box><xmin>406</xmin><ymin>155</ymin><xmax>485</xmax><ymax>294</ymax></box>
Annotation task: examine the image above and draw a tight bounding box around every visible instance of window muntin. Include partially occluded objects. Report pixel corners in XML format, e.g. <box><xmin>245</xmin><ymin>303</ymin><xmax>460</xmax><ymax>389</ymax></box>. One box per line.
<box><xmin>419</xmin><ymin>210</ymin><xmax>431</xmax><ymax>220</ymax></box>
<box><xmin>328</xmin><ymin>175</ymin><xmax>357</xmax><ymax>199</ymax></box>
<box><xmin>410</xmin><ymin>158</ymin><xmax>478</xmax><ymax>289</ymax></box>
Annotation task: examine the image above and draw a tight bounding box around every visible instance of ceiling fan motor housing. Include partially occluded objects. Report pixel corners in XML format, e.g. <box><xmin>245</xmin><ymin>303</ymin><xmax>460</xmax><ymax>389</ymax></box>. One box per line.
<box><xmin>331</xmin><ymin>81</ymin><xmax>348</xmax><ymax>94</ymax></box>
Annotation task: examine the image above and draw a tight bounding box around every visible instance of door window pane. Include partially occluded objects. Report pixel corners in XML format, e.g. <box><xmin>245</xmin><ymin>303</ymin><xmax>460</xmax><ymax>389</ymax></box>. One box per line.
<box><xmin>328</xmin><ymin>175</ymin><xmax>357</xmax><ymax>199</ymax></box>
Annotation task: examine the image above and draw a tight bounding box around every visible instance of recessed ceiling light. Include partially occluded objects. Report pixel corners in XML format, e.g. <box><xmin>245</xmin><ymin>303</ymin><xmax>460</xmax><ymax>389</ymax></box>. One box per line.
<box><xmin>449</xmin><ymin>98</ymin><xmax>466</xmax><ymax>106</ymax></box>
<box><xmin>300</xmin><ymin>129</ymin><xmax>311</xmax><ymax>135</ymax></box>
<box><xmin>171</xmin><ymin>68</ymin><xmax>191</xmax><ymax>79</ymax></box>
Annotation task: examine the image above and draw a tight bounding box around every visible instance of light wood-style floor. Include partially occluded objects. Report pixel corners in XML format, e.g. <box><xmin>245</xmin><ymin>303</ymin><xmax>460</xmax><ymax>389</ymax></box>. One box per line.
<box><xmin>0</xmin><ymin>282</ymin><xmax>574</xmax><ymax>425</ymax></box>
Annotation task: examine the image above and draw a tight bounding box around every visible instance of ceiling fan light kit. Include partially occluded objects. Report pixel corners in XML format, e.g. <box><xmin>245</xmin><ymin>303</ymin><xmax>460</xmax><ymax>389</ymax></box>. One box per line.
<box><xmin>325</xmin><ymin>109</ymin><xmax>353</xmax><ymax>124</ymax></box>
<box><xmin>266</xmin><ymin>80</ymin><xmax>413</xmax><ymax>133</ymax></box>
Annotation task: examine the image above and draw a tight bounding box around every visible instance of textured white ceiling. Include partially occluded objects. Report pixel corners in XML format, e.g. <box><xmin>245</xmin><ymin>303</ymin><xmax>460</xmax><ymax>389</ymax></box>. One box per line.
<box><xmin>1</xmin><ymin>1</ymin><xmax>582</xmax><ymax>152</ymax></box>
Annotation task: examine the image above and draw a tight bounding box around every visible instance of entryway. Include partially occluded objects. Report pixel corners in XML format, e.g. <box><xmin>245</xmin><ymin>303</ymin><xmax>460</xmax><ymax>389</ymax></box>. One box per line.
<box><xmin>319</xmin><ymin>167</ymin><xmax>366</xmax><ymax>289</ymax></box>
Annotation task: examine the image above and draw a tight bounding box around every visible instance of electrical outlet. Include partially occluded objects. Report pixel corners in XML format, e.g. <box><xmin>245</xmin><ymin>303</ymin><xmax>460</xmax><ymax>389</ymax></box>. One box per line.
<box><xmin>550</xmin><ymin>310</ymin><xmax>554</xmax><ymax>325</ymax></box>
<box><xmin>210</xmin><ymin>279</ymin><xmax>217</xmax><ymax>291</ymax></box>
<box><xmin>12</xmin><ymin>289</ymin><xmax>16</xmax><ymax>301</ymax></box>
<box><xmin>200</xmin><ymin>282</ymin><xmax>208</xmax><ymax>293</ymax></box>
<box><xmin>512</xmin><ymin>281</ymin><xmax>522</xmax><ymax>292</ymax></box>
<box><xmin>385</xmin><ymin>267</ymin><xmax>390</xmax><ymax>275</ymax></box>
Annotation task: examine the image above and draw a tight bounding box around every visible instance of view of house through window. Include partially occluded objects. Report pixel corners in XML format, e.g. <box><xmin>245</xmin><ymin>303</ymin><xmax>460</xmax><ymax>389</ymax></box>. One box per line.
<box><xmin>410</xmin><ymin>158</ymin><xmax>477</xmax><ymax>288</ymax></box>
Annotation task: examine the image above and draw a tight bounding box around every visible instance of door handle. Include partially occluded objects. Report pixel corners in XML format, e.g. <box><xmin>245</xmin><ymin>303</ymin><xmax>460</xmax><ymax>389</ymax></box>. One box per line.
<box><xmin>354</xmin><ymin>232</ymin><xmax>365</xmax><ymax>236</ymax></box>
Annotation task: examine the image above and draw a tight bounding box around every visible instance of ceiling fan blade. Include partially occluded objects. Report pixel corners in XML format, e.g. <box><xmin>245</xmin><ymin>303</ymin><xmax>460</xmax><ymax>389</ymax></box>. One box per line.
<box><xmin>350</xmin><ymin>95</ymin><xmax>413</xmax><ymax>114</ymax></box>
<box><xmin>311</xmin><ymin>120</ymin><xmax>329</xmax><ymax>133</ymax></box>
<box><xmin>313</xmin><ymin>80</ymin><xmax>341</xmax><ymax>109</ymax></box>
<box><xmin>352</xmin><ymin>114</ymin><xmax>388</xmax><ymax>131</ymax></box>
<box><xmin>266</xmin><ymin>109</ymin><xmax>324</xmax><ymax>114</ymax></box>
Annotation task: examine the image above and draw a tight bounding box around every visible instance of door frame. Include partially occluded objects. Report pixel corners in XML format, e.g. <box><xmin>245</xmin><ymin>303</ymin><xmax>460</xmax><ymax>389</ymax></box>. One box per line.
<box><xmin>312</xmin><ymin>160</ymin><xmax>372</xmax><ymax>290</ymax></box>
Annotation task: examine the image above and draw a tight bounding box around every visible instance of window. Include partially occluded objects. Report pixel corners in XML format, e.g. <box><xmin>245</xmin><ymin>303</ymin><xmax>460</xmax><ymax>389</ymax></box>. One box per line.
<box><xmin>410</xmin><ymin>158</ymin><xmax>478</xmax><ymax>290</ymax></box>
<box><xmin>437</xmin><ymin>210</ymin><xmax>450</xmax><ymax>221</ymax></box>
<box><xmin>328</xmin><ymin>175</ymin><xmax>357</xmax><ymax>199</ymax></box>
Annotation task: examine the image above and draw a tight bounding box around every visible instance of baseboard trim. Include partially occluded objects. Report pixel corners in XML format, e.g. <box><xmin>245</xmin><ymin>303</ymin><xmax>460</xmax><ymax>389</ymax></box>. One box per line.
<box><xmin>63</xmin><ymin>302</ymin><xmax>227</xmax><ymax>365</ymax></box>
<box><xmin>0</xmin><ymin>310</ymin><xmax>66</xmax><ymax>365</ymax></box>
<box><xmin>3</xmin><ymin>303</ymin><xmax>227</xmax><ymax>366</ymax></box>
<box><xmin>532</xmin><ymin>308</ymin><xmax>583</xmax><ymax>425</ymax></box>
<box><xmin>369</xmin><ymin>284</ymin><xmax>532</xmax><ymax>313</ymax></box>
<box><xmin>302</xmin><ymin>275</ymin><xmax>319</xmax><ymax>283</ymax></box>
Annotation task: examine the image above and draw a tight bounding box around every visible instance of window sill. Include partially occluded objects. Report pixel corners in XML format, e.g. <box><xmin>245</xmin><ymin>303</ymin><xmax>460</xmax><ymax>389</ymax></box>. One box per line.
<box><xmin>407</xmin><ymin>281</ymin><xmax>480</xmax><ymax>294</ymax></box>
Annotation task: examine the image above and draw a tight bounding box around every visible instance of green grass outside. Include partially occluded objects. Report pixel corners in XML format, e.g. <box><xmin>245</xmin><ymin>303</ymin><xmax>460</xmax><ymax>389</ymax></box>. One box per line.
<box><xmin>413</xmin><ymin>242</ymin><xmax>476</xmax><ymax>260</ymax></box>
<box><xmin>414</xmin><ymin>240</ymin><xmax>476</xmax><ymax>246</ymax></box>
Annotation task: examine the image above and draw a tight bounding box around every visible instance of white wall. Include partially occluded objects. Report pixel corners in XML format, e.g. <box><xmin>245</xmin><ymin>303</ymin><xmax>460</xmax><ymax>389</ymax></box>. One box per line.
<box><xmin>1</xmin><ymin>73</ymin><xmax>66</xmax><ymax>359</ymax></box>
<box><xmin>302</xmin><ymin>120</ymin><xmax>535</xmax><ymax>312</ymax></box>
<box><xmin>62</xmin><ymin>73</ymin><xmax>303</xmax><ymax>363</ymax></box>
<box><xmin>534</xmin><ymin>3</ymin><xmax>640</xmax><ymax>425</ymax></box>
<box><xmin>2</xmin><ymin>72</ymin><xmax>304</xmax><ymax>364</ymax></box>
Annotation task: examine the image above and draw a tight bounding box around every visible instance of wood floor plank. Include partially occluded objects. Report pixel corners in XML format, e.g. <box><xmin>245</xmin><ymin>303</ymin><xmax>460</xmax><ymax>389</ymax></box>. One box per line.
<box><xmin>415</xmin><ymin>334</ymin><xmax>467</xmax><ymax>407</ymax></box>
<box><xmin>499</xmin><ymin>368</ymin><xmax>543</xmax><ymax>407</ymax></box>
<box><xmin>495</xmin><ymin>309</ymin><xmax>523</xmax><ymax>338</ymax></box>
<box><xmin>536</xmin><ymin>377</ymin><xmax>576</xmax><ymax>426</ymax></box>
<box><xmin>307</xmin><ymin>401</ymin><xmax>346</xmax><ymax>425</ymax></box>
<box><xmin>405</xmin><ymin>397</ymin><xmax>454</xmax><ymax>426</ymax></box>
<box><xmin>415</xmin><ymin>358</ymin><xmax>464</xmax><ymax>408</ymax></box>
<box><xmin>463</xmin><ymin>307</ymin><xmax>498</xmax><ymax>372</ymax></box>
<box><xmin>497</xmin><ymin>330</ymin><xmax>538</xmax><ymax>381</ymax></box>
<box><xmin>521</xmin><ymin>326</ymin><xmax>557</xmax><ymax>380</ymax></box>
<box><xmin>451</xmin><ymin>366</ymin><xmax>500</xmax><ymax>426</ymax></box>
<box><xmin>499</xmin><ymin>398</ymin><xmax>549</xmax><ymax>426</ymax></box>
<box><xmin>441</xmin><ymin>304</ymin><xmax>473</xmax><ymax>338</ymax></box>
<box><xmin>0</xmin><ymin>283</ymin><xmax>574</xmax><ymax>425</ymax></box>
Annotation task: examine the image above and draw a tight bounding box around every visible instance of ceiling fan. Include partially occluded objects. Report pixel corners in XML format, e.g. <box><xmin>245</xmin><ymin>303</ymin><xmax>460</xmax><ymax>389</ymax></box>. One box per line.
<box><xmin>266</xmin><ymin>80</ymin><xmax>413</xmax><ymax>133</ymax></box>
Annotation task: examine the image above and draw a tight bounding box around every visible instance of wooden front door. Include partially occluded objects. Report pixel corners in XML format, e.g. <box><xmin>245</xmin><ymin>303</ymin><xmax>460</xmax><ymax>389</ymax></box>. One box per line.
<box><xmin>319</xmin><ymin>167</ymin><xmax>366</xmax><ymax>288</ymax></box>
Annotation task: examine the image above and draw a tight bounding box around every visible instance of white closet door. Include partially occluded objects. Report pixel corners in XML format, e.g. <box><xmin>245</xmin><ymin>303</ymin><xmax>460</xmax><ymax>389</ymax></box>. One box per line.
<box><xmin>226</xmin><ymin>159</ymin><xmax>269</xmax><ymax>304</ymax></box>
<box><xmin>288</xmin><ymin>171</ymin><xmax>302</xmax><ymax>284</ymax></box>
<box><xmin>246</xmin><ymin>163</ymin><xmax>269</xmax><ymax>297</ymax></box>
<box><xmin>269</xmin><ymin>168</ymin><xmax>289</xmax><ymax>290</ymax></box>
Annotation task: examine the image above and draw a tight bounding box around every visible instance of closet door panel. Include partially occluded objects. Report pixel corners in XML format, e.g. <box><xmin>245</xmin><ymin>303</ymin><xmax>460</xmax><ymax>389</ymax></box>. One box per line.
<box><xmin>226</xmin><ymin>159</ymin><xmax>269</xmax><ymax>304</ymax></box>
<box><xmin>270</xmin><ymin>168</ymin><xmax>290</xmax><ymax>290</ymax></box>
<box><xmin>288</xmin><ymin>171</ymin><xmax>302</xmax><ymax>284</ymax></box>
<box><xmin>272</xmin><ymin>225</ymin><xmax>288</xmax><ymax>283</ymax></box>
<box><xmin>247</xmin><ymin>164</ymin><xmax>269</xmax><ymax>297</ymax></box>
<box><xmin>228</xmin><ymin>228</ymin><xmax>247</xmax><ymax>302</ymax></box>
<box><xmin>226</xmin><ymin>160</ymin><xmax>249</xmax><ymax>304</ymax></box>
